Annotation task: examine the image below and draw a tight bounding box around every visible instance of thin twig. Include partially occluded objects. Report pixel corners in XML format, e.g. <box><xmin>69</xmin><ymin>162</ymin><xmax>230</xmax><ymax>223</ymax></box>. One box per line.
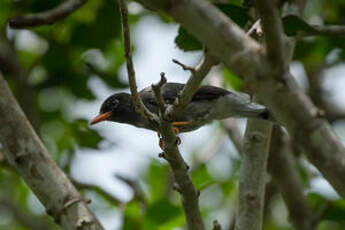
<box><xmin>166</xmin><ymin>53</ymin><xmax>218</xmax><ymax>120</ymax></box>
<box><xmin>9</xmin><ymin>0</ymin><xmax>88</xmax><ymax>28</ymax></box>
<box><xmin>172</xmin><ymin>59</ymin><xmax>196</xmax><ymax>73</ymax></box>
<box><xmin>115</xmin><ymin>174</ymin><xmax>147</xmax><ymax>210</ymax></box>
<box><xmin>223</xmin><ymin>119</ymin><xmax>243</xmax><ymax>153</ymax></box>
<box><xmin>213</xmin><ymin>220</ymin><xmax>222</xmax><ymax>230</ymax></box>
<box><xmin>246</xmin><ymin>19</ymin><xmax>262</xmax><ymax>37</ymax></box>
<box><xmin>72</xmin><ymin>178</ymin><xmax>122</xmax><ymax>206</ymax></box>
<box><xmin>298</xmin><ymin>24</ymin><xmax>345</xmax><ymax>37</ymax></box>
<box><xmin>117</xmin><ymin>0</ymin><xmax>158</xmax><ymax>123</ymax></box>
<box><xmin>151</xmin><ymin>73</ymin><xmax>168</xmax><ymax>116</ymax></box>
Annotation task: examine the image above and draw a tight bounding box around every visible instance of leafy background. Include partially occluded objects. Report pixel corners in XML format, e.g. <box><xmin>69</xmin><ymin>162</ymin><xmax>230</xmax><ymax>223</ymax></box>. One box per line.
<box><xmin>1</xmin><ymin>0</ymin><xmax>345</xmax><ymax>229</ymax></box>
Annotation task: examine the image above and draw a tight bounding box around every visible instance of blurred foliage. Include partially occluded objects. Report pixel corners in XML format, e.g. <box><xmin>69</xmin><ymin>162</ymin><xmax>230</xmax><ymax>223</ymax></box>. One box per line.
<box><xmin>282</xmin><ymin>15</ymin><xmax>317</xmax><ymax>36</ymax></box>
<box><xmin>1</xmin><ymin>0</ymin><xmax>345</xmax><ymax>230</ymax></box>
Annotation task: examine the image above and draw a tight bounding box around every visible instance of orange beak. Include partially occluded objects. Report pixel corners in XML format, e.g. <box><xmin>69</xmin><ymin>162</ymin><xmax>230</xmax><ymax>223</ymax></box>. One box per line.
<box><xmin>90</xmin><ymin>112</ymin><xmax>111</xmax><ymax>125</ymax></box>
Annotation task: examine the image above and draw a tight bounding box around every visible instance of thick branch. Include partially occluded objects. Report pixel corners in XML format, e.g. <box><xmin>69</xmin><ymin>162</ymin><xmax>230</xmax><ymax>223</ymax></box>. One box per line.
<box><xmin>9</xmin><ymin>0</ymin><xmax>88</xmax><ymax>28</ymax></box>
<box><xmin>255</xmin><ymin>0</ymin><xmax>287</xmax><ymax>72</ymax></box>
<box><xmin>152</xmin><ymin>76</ymin><xmax>205</xmax><ymax>230</ymax></box>
<box><xmin>268</xmin><ymin>126</ymin><xmax>314</xmax><ymax>230</ymax></box>
<box><xmin>224</xmin><ymin>122</ymin><xmax>315</xmax><ymax>230</ymax></box>
<box><xmin>0</xmin><ymin>75</ymin><xmax>104</xmax><ymax>230</ymax></box>
<box><xmin>235</xmin><ymin>118</ymin><xmax>272</xmax><ymax>230</ymax></box>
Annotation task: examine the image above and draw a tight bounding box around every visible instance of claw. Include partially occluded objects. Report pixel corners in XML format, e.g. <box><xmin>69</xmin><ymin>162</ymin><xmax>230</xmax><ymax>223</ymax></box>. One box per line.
<box><xmin>158</xmin><ymin>122</ymin><xmax>187</xmax><ymax>149</ymax></box>
<box><xmin>173</xmin><ymin>126</ymin><xmax>180</xmax><ymax>135</ymax></box>
<box><xmin>176</xmin><ymin>136</ymin><xmax>181</xmax><ymax>145</ymax></box>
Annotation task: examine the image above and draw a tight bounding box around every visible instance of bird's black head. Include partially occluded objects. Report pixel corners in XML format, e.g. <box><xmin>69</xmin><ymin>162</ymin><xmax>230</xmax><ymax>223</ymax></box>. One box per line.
<box><xmin>90</xmin><ymin>93</ymin><xmax>137</xmax><ymax>125</ymax></box>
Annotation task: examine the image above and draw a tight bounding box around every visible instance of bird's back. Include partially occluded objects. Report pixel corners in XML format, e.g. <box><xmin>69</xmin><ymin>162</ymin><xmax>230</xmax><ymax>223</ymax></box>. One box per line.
<box><xmin>139</xmin><ymin>82</ymin><xmax>268</xmax><ymax>132</ymax></box>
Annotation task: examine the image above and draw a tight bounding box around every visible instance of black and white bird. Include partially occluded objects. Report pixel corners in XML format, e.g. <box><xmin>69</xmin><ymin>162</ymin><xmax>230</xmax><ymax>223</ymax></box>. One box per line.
<box><xmin>90</xmin><ymin>83</ymin><xmax>269</xmax><ymax>132</ymax></box>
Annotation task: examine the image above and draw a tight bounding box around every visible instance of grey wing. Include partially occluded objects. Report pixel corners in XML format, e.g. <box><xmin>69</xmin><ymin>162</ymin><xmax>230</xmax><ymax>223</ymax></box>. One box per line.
<box><xmin>139</xmin><ymin>83</ymin><xmax>184</xmax><ymax>105</ymax></box>
<box><xmin>210</xmin><ymin>90</ymin><xmax>267</xmax><ymax>119</ymax></box>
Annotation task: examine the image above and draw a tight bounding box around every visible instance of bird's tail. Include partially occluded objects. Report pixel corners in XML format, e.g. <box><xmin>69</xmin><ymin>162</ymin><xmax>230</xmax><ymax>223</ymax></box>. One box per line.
<box><xmin>215</xmin><ymin>92</ymin><xmax>275</xmax><ymax>122</ymax></box>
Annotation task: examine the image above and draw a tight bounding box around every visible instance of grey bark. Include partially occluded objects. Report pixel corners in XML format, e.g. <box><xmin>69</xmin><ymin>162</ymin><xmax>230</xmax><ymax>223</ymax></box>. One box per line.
<box><xmin>268</xmin><ymin>126</ymin><xmax>314</xmax><ymax>230</ymax></box>
<box><xmin>0</xmin><ymin>75</ymin><xmax>104</xmax><ymax>230</ymax></box>
<box><xmin>235</xmin><ymin>118</ymin><xmax>272</xmax><ymax>230</ymax></box>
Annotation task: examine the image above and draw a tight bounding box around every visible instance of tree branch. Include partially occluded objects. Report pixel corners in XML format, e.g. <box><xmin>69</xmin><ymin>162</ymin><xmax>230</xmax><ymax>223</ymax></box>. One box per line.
<box><xmin>298</xmin><ymin>24</ymin><xmax>345</xmax><ymax>37</ymax></box>
<box><xmin>268</xmin><ymin>126</ymin><xmax>315</xmax><ymax>230</ymax></box>
<box><xmin>224</xmin><ymin>123</ymin><xmax>316</xmax><ymax>230</ymax></box>
<box><xmin>151</xmin><ymin>74</ymin><xmax>205</xmax><ymax>230</ymax></box>
<box><xmin>9</xmin><ymin>0</ymin><xmax>88</xmax><ymax>28</ymax></box>
<box><xmin>0</xmin><ymin>75</ymin><xmax>104</xmax><ymax>230</ymax></box>
<box><xmin>72</xmin><ymin>178</ymin><xmax>123</xmax><ymax>206</ymax></box>
<box><xmin>152</xmin><ymin>73</ymin><xmax>168</xmax><ymax>115</ymax></box>
<box><xmin>0</xmin><ymin>198</ymin><xmax>54</xmax><ymax>230</ymax></box>
<box><xmin>165</xmin><ymin>53</ymin><xmax>218</xmax><ymax>120</ymax></box>
<box><xmin>159</xmin><ymin>121</ymin><xmax>205</xmax><ymax>230</ymax></box>
<box><xmin>255</xmin><ymin>0</ymin><xmax>287</xmax><ymax>72</ymax></box>
<box><xmin>223</xmin><ymin>119</ymin><xmax>243</xmax><ymax>153</ymax></box>
<box><xmin>117</xmin><ymin>1</ymin><xmax>205</xmax><ymax>229</ymax></box>
<box><xmin>307</xmin><ymin>66</ymin><xmax>345</xmax><ymax>123</ymax></box>
<box><xmin>118</xmin><ymin>0</ymin><xmax>158</xmax><ymax>124</ymax></box>
<box><xmin>0</xmin><ymin>37</ymin><xmax>39</xmax><ymax>130</ymax></box>
<box><xmin>213</xmin><ymin>220</ymin><xmax>222</xmax><ymax>230</ymax></box>
<box><xmin>115</xmin><ymin>174</ymin><xmax>147</xmax><ymax>209</ymax></box>
<box><xmin>235</xmin><ymin>118</ymin><xmax>272</xmax><ymax>230</ymax></box>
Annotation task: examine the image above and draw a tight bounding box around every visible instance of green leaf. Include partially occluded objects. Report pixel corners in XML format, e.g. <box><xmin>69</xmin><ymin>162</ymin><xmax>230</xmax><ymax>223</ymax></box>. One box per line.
<box><xmin>143</xmin><ymin>199</ymin><xmax>182</xmax><ymax>230</ymax></box>
<box><xmin>307</xmin><ymin>193</ymin><xmax>327</xmax><ymax>210</ymax></box>
<box><xmin>70</xmin><ymin>0</ymin><xmax>121</xmax><ymax>50</ymax></box>
<box><xmin>223</xmin><ymin>68</ymin><xmax>243</xmax><ymax>91</ymax></box>
<box><xmin>215</xmin><ymin>3</ymin><xmax>249</xmax><ymax>27</ymax></box>
<box><xmin>174</xmin><ymin>3</ymin><xmax>249</xmax><ymax>51</ymax></box>
<box><xmin>174</xmin><ymin>26</ymin><xmax>202</xmax><ymax>52</ymax></box>
<box><xmin>123</xmin><ymin>200</ymin><xmax>142</xmax><ymax>230</ymax></box>
<box><xmin>72</xmin><ymin>119</ymin><xmax>103</xmax><ymax>149</ymax></box>
<box><xmin>282</xmin><ymin>15</ymin><xmax>317</xmax><ymax>36</ymax></box>
<box><xmin>191</xmin><ymin>164</ymin><xmax>214</xmax><ymax>191</ymax></box>
<box><xmin>0</xmin><ymin>0</ymin><xmax>13</xmax><ymax>26</ymax></box>
<box><xmin>144</xmin><ymin>161</ymin><xmax>169</xmax><ymax>202</ymax></box>
<box><xmin>293</xmin><ymin>37</ymin><xmax>334</xmax><ymax>69</ymax></box>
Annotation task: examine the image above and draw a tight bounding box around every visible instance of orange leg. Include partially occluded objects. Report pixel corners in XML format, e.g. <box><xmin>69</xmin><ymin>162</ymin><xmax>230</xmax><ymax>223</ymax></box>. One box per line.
<box><xmin>158</xmin><ymin>121</ymin><xmax>191</xmax><ymax>149</ymax></box>
<box><xmin>172</xmin><ymin>121</ymin><xmax>191</xmax><ymax>126</ymax></box>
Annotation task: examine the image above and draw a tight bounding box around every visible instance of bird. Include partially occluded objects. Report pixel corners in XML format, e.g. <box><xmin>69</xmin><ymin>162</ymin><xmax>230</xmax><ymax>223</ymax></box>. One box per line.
<box><xmin>90</xmin><ymin>83</ymin><xmax>270</xmax><ymax>134</ymax></box>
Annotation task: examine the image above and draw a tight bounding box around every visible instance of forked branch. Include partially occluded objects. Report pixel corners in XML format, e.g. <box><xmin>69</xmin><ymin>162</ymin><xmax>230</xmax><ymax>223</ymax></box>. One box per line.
<box><xmin>9</xmin><ymin>0</ymin><xmax>88</xmax><ymax>28</ymax></box>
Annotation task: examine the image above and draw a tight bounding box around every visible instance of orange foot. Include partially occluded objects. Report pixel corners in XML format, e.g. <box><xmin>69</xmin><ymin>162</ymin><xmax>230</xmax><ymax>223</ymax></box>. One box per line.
<box><xmin>158</xmin><ymin>121</ymin><xmax>191</xmax><ymax>149</ymax></box>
